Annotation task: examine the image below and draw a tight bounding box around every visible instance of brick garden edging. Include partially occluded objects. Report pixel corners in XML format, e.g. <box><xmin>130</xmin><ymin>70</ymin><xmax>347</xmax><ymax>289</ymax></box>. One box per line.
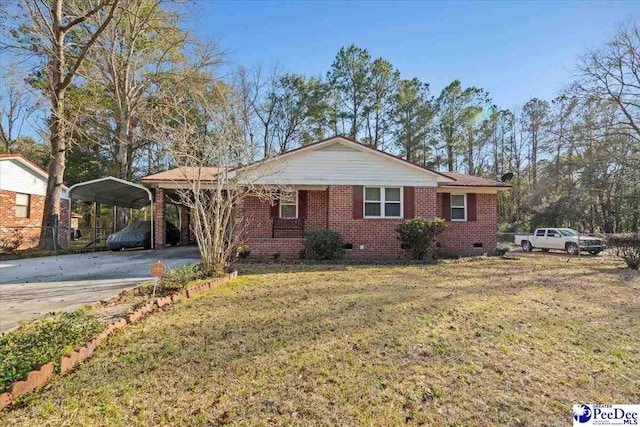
<box><xmin>0</xmin><ymin>271</ymin><xmax>238</xmax><ymax>410</ymax></box>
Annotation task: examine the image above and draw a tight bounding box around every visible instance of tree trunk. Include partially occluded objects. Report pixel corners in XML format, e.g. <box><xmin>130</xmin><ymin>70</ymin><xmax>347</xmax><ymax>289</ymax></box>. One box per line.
<box><xmin>39</xmin><ymin>6</ymin><xmax>66</xmax><ymax>250</ymax></box>
<box><xmin>34</xmin><ymin>0</ymin><xmax>118</xmax><ymax>249</ymax></box>
<box><xmin>531</xmin><ymin>129</ymin><xmax>538</xmax><ymax>185</ymax></box>
<box><xmin>446</xmin><ymin>138</ymin><xmax>454</xmax><ymax>172</ymax></box>
<box><xmin>115</xmin><ymin>119</ymin><xmax>130</xmax><ymax>230</ymax></box>
<box><xmin>40</xmin><ymin>95</ymin><xmax>67</xmax><ymax>249</ymax></box>
<box><xmin>467</xmin><ymin>125</ymin><xmax>474</xmax><ymax>174</ymax></box>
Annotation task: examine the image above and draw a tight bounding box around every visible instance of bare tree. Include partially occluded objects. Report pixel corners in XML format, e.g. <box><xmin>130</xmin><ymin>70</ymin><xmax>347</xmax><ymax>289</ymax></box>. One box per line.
<box><xmin>10</xmin><ymin>0</ymin><xmax>120</xmax><ymax>249</ymax></box>
<box><xmin>0</xmin><ymin>64</ymin><xmax>40</xmax><ymax>152</ymax></box>
<box><xmin>154</xmin><ymin>77</ymin><xmax>279</xmax><ymax>275</ymax></box>
<box><xmin>521</xmin><ymin>98</ymin><xmax>550</xmax><ymax>185</ymax></box>
<box><xmin>247</xmin><ymin>65</ymin><xmax>280</xmax><ymax>158</ymax></box>
<box><xmin>574</xmin><ymin>22</ymin><xmax>640</xmax><ymax>144</ymax></box>
<box><xmin>81</xmin><ymin>0</ymin><xmax>220</xmax><ymax>228</ymax></box>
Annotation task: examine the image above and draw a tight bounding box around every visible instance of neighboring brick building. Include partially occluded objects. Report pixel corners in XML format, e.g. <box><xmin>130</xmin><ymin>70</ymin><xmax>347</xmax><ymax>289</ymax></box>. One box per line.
<box><xmin>0</xmin><ymin>154</ymin><xmax>70</xmax><ymax>250</ymax></box>
<box><xmin>142</xmin><ymin>136</ymin><xmax>510</xmax><ymax>259</ymax></box>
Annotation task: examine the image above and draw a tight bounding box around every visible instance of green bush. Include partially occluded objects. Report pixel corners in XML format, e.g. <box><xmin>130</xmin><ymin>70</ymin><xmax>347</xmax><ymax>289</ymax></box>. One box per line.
<box><xmin>235</xmin><ymin>246</ymin><xmax>251</xmax><ymax>259</ymax></box>
<box><xmin>0</xmin><ymin>310</ymin><xmax>102</xmax><ymax>391</ymax></box>
<box><xmin>495</xmin><ymin>243</ymin><xmax>511</xmax><ymax>256</ymax></box>
<box><xmin>136</xmin><ymin>263</ymin><xmax>206</xmax><ymax>297</ymax></box>
<box><xmin>161</xmin><ymin>263</ymin><xmax>205</xmax><ymax>288</ymax></box>
<box><xmin>397</xmin><ymin>217</ymin><xmax>447</xmax><ymax>262</ymax></box>
<box><xmin>607</xmin><ymin>233</ymin><xmax>640</xmax><ymax>270</ymax></box>
<box><xmin>304</xmin><ymin>230</ymin><xmax>345</xmax><ymax>260</ymax></box>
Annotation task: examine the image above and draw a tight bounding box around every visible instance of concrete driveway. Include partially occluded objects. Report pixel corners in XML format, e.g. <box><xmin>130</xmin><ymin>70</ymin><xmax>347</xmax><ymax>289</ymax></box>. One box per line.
<box><xmin>0</xmin><ymin>246</ymin><xmax>201</xmax><ymax>332</ymax></box>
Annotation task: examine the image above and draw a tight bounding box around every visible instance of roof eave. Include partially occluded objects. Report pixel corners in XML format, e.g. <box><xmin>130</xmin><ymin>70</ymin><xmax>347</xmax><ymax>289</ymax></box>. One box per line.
<box><xmin>437</xmin><ymin>185</ymin><xmax>512</xmax><ymax>193</ymax></box>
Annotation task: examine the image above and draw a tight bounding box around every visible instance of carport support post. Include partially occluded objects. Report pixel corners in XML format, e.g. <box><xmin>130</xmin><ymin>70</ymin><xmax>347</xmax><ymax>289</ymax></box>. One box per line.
<box><xmin>180</xmin><ymin>205</ymin><xmax>189</xmax><ymax>245</ymax></box>
<box><xmin>93</xmin><ymin>201</ymin><xmax>100</xmax><ymax>251</ymax></box>
<box><xmin>154</xmin><ymin>188</ymin><xmax>166</xmax><ymax>248</ymax></box>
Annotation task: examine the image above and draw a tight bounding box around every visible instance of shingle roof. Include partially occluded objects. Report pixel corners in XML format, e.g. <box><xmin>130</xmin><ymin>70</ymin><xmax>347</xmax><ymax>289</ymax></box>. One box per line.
<box><xmin>141</xmin><ymin>166</ymin><xmax>220</xmax><ymax>182</ymax></box>
<box><xmin>439</xmin><ymin>171</ymin><xmax>511</xmax><ymax>187</ymax></box>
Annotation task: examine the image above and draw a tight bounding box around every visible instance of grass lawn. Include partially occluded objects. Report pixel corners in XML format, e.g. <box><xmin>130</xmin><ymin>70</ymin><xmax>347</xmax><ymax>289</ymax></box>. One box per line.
<box><xmin>1</xmin><ymin>254</ymin><xmax>638</xmax><ymax>425</ymax></box>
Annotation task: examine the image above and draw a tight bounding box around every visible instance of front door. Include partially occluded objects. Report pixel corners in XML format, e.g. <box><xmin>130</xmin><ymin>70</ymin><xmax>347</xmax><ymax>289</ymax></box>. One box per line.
<box><xmin>545</xmin><ymin>229</ymin><xmax>564</xmax><ymax>249</ymax></box>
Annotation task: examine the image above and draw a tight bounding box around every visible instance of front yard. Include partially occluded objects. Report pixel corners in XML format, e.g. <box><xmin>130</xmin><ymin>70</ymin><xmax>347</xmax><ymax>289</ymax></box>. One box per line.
<box><xmin>1</xmin><ymin>254</ymin><xmax>638</xmax><ymax>425</ymax></box>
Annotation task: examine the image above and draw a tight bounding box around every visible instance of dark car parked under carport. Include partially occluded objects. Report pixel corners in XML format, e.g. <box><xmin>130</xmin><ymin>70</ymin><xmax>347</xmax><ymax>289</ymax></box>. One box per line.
<box><xmin>107</xmin><ymin>221</ymin><xmax>180</xmax><ymax>250</ymax></box>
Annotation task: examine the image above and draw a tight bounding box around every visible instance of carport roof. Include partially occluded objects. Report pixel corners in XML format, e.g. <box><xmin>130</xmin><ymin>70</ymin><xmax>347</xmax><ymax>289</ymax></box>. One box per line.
<box><xmin>68</xmin><ymin>176</ymin><xmax>153</xmax><ymax>209</ymax></box>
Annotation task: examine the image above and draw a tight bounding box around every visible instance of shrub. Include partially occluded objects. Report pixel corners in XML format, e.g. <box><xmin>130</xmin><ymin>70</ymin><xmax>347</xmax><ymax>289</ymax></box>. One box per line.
<box><xmin>135</xmin><ymin>263</ymin><xmax>206</xmax><ymax>297</ymax></box>
<box><xmin>607</xmin><ymin>233</ymin><xmax>640</xmax><ymax>270</ymax></box>
<box><xmin>0</xmin><ymin>310</ymin><xmax>102</xmax><ymax>391</ymax></box>
<box><xmin>161</xmin><ymin>263</ymin><xmax>206</xmax><ymax>287</ymax></box>
<box><xmin>235</xmin><ymin>246</ymin><xmax>251</xmax><ymax>259</ymax></box>
<box><xmin>304</xmin><ymin>230</ymin><xmax>344</xmax><ymax>260</ymax></box>
<box><xmin>495</xmin><ymin>243</ymin><xmax>511</xmax><ymax>256</ymax></box>
<box><xmin>0</xmin><ymin>229</ymin><xmax>24</xmax><ymax>253</ymax></box>
<box><xmin>396</xmin><ymin>217</ymin><xmax>447</xmax><ymax>262</ymax></box>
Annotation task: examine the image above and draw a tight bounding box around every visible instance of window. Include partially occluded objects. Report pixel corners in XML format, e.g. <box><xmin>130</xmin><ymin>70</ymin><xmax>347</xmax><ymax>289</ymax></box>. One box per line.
<box><xmin>279</xmin><ymin>191</ymin><xmax>297</xmax><ymax>219</ymax></box>
<box><xmin>536</xmin><ymin>229</ymin><xmax>546</xmax><ymax>237</ymax></box>
<box><xmin>364</xmin><ymin>187</ymin><xmax>402</xmax><ymax>218</ymax></box>
<box><xmin>547</xmin><ymin>229</ymin><xmax>561</xmax><ymax>238</ymax></box>
<box><xmin>15</xmin><ymin>193</ymin><xmax>30</xmax><ymax>218</ymax></box>
<box><xmin>559</xmin><ymin>228</ymin><xmax>579</xmax><ymax>236</ymax></box>
<box><xmin>451</xmin><ymin>194</ymin><xmax>466</xmax><ymax>221</ymax></box>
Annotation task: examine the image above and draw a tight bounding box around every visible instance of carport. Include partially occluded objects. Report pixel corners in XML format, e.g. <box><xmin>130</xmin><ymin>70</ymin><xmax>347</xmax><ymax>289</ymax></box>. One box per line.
<box><xmin>67</xmin><ymin>176</ymin><xmax>155</xmax><ymax>249</ymax></box>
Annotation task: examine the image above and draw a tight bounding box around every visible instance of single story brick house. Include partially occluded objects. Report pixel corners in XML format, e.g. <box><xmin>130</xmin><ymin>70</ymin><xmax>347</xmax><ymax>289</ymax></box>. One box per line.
<box><xmin>142</xmin><ymin>136</ymin><xmax>510</xmax><ymax>259</ymax></box>
<box><xmin>0</xmin><ymin>154</ymin><xmax>70</xmax><ymax>249</ymax></box>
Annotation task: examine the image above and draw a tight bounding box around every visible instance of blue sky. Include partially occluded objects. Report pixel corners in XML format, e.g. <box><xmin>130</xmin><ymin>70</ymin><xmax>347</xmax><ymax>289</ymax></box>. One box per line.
<box><xmin>186</xmin><ymin>0</ymin><xmax>639</xmax><ymax>109</ymax></box>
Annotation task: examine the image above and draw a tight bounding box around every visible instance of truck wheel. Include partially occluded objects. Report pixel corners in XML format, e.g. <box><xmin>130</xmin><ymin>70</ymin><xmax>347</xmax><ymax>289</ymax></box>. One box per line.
<box><xmin>589</xmin><ymin>250</ymin><xmax>600</xmax><ymax>256</ymax></box>
<box><xmin>566</xmin><ymin>242</ymin><xmax>579</xmax><ymax>256</ymax></box>
<box><xmin>521</xmin><ymin>241</ymin><xmax>532</xmax><ymax>252</ymax></box>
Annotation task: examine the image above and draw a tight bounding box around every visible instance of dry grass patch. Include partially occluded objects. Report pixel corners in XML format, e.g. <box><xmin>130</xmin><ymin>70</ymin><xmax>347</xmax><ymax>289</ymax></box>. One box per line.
<box><xmin>1</xmin><ymin>255</ymin><xmax>638</xmax><ymax>425</ymax></box>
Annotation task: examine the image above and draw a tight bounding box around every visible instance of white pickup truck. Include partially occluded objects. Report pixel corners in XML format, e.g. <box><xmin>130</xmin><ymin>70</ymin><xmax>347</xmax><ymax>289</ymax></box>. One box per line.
<box><xmin>514</xmin><ymin>228</ymin><xmax>606</xmax><ymax>255</ymax></box>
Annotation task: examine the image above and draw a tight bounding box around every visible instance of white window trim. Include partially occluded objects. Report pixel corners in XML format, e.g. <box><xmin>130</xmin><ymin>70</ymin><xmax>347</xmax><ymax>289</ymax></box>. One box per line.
<box><xmin>15</xmin><ymin>192</ymin><xmax>30</xmax><ymax>219</ymax></box>
<box><xmin>279</xmin><ymin>190</ymin><xmax>298</xmax><ymax>219</ymax></box>
<box><xmin>451</xmin><ymin>193</ymin><xmax>467</xmax><ymax>222</ymax></box>
<box><xmin>363</xmin><ymin>186</ymin><xmax>403</xmax><ymax>219</ymax></box>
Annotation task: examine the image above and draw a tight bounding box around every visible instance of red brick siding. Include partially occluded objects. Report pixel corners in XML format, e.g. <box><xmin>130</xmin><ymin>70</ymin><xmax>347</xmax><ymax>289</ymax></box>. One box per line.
<box><xmin>436</xmin><ymin>192</ymin><xmax>498</xmax><ymax>256</ymax></box>
<box><xmin>239</xmin><ymin>186</ymin><xmax>498</xmax><ymax>260</ymax></box>
<box><xmin>238</xmin><ymin>190</ymin><xmax>327</xmax><ymax>259</ymax></box>
<box><xmin>306</xmin><ymin>189</ymin><xmax>328</xmax><ymax>231</ymax></box>
<box><xmin>415</xmin><ymin>187</ymin><xmax>438</xmax><ymax>217</ymax></box>
<box><xmin>0</xmin><ymin>189</ymin><xmax>69</xmax><ymax>249</ymax></box>
<box><xmin>326</xmin><ymin>186</ymin><xmax>437</xmax><ymax>259</ymax></box>
<box><xmin>242</xmin><ymin>195</ymin><xmax>272</xmax><ymax>239</ymax></box>
<box><xmin>327</xmin><ymin>185</ymin><xmax>397</xmax><ymax>259</ymax></box>
<box><xmin>245</xmin><ymin>238</ymin><xmax>304</xmax><ymax>259</ymax></box>
<box><xmin>154</xmin><ymin>188</ymin><xmax>165</xmax><ymax>247</ymax></box>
